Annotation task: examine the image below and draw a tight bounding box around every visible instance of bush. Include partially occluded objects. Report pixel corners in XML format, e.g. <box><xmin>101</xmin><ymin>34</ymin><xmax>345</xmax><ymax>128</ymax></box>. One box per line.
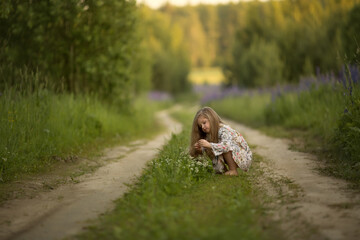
<box><xmin>0</xmin><ymin>0</ymin><xmax>140</xmax><ymax>105</ymax></box>
<box><xmin>332</xmin><ymin>65</ymin><xmax>360</xmax><ymax>180</ymax></box>
<box><xmin>230</xmin><ymin>38</ymin><xmax>285</xmax><ymax>87</ymax></box>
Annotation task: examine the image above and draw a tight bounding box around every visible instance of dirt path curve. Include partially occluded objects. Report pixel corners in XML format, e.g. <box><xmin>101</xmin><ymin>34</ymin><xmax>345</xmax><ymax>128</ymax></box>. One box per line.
<box><xmin>0</xmin><ymin>109</ymin><xmax>182</xmax><ymax>240</ymax></box>
<box><xmin>228</xmin><ymin>119</ymin><xmax>360</xmax><ymax>240</ymax></box>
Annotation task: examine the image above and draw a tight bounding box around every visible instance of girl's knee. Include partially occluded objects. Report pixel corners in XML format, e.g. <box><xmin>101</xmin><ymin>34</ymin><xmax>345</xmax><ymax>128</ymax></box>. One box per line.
<box><xmin>222</xmin><ymin>151</ymin><xmax>232</xmax><ymax>157</ymax></box>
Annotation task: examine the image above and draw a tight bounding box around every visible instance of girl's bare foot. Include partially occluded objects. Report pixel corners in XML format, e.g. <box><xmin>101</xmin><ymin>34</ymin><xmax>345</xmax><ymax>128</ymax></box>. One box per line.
<box><xmin>224</xmin><ymin>170</ymin><xmax>238</xmax><ymax>176</ymax></box>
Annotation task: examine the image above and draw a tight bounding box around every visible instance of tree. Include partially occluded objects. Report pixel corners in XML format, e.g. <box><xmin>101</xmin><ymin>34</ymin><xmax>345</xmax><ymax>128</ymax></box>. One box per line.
<box><xmin>139</xmin><ymin>6</ymin><xmax>191</xmax><ymax>94</ymax></box>
<box><xmin>343</xmin><ymin>4</ymin><xmax>360</xmax><ymax>64</ymax></box>
<box><xmin>231</xmin><ymin>38</ymin><xmax>284</xmax><ymax>87</ymax></box>
<box><xmin>0</xmin><ymin>0</ymin><xmax>139</xmax><ymax>107</ymax></box>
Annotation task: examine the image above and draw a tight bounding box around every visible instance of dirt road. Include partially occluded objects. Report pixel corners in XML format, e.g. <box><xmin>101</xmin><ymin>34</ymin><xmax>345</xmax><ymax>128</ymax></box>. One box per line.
<box><xmin>1</xmin><ymin>108</ymin><xmax>359</xmax><ymax>240</ymax></box>
<box><xmin>0</xmin><ymin>109</ymin><xmax>182</xmax><ymax>240</ymax></box>
<box><xmin>228</xmin><ymin>119</ymin><xmax>360</xmax><ymax>240</ymax></box>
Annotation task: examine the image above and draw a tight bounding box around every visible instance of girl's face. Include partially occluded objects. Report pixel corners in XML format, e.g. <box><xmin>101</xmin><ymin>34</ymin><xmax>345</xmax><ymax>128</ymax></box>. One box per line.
<box><xmin>197</xmin><ymin>115</ymin><xmax>210</xmax><ymax>133</ymax></box>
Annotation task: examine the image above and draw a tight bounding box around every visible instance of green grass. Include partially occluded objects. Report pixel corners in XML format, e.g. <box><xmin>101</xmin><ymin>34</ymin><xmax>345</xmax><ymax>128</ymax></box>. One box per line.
<box><xmin>209</xmin><ymin>94</ymin><xmax>271</xmax><ymax>127</ymax></box>
<box><xmin>264</xmin><ymin>85</ymin><xmax>344</xmax><ymax>142</ymax></box>
<box><xmin>73</xmin><ymin>127</ymin><xmax>284</xmax><ymax>240</ymax></box>
<box><xmin>170</xmin><ymin>107</ymin><xmax>196</xmax><ymax>127</ymax></box>
<box><xmin>0</xmin><ymin>87</ymin><xmax>162</xmax><ymax>183</ymax></box>
<box><xmin>208</xmin><ymin>83</ymin><xmax>360</xmax><ymax>186</ymax></box>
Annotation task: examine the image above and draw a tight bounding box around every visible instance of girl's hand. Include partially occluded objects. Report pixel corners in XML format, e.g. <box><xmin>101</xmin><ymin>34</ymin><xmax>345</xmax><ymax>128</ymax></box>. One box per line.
<box><xmin>198</xmin><ymin>139</ymin><xmax>211</xmax><ymax>149</ymax></box>
<box><xmin>194</xmin><ymin>142</ymin><xmax>201</xmax><ymax>150</ymax></box>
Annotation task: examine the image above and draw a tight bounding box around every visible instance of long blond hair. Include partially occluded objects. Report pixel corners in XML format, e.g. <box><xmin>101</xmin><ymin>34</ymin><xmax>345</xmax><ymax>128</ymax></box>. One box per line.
<box><xmin>189</xmin><ymin>106</ymin><xmax>224</xmax><ymax>158</ymax></box>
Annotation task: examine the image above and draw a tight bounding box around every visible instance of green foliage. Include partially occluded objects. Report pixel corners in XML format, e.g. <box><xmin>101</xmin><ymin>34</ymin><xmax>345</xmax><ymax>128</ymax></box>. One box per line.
<box><xmin>231</xmin><ymin>38</ymin><xmax>284</xmax><ymax>87</ymax></box>
<box><xmin>75</xmin><ymin>129</ymin><xmax>282</xmax><ymax>240</ymax></box>
<box><xmin>0</xmin><ymin>1</ymin><xmax>195</xmax><ymax>183</ymax></box>
<box><xmin>0</xmin><ymin>71</ymin><xmax>159</xmax><ymax>183</ymax></box>
<box><xmin>264</xmin><ymin>85</ymin><xmax>344</xmax><ymax>141</ymax></box>
<box><xmin>343</xmin><ymin>4</ymin><xmax>360</xmax><ymax>64</ymax></box>
<box><xmin>209</xmin><ymin>80</ymin><xmax>360</xmax><ymax>184</ymax></box>
<box><xmin>332</xmin><ymin>66</ymin><xmax>360</xmax><ymax>180</ymax></box>
<box><xmin>139</xmin><ymin>6</ymin><xmax>191</xmax><ymax>94</ymax></box>
<box><xmin>157</xmin><ymin>3</ymin><xmax>241</xmax><ymax>68</ymax></box>
<box><xmin>153</xmin><ymin>0</ymin><xmax>359</xmax><ymax>87</ymax></box>
<box><xmin>226</xmin><ymin>0</ymin><xmax>357</xmax><ymax>86</ymax></box>
<box><xmin>215</xmin><ymin>3</ymin><xmax>241</xmax><ymax>66</ymax></box>
<box><xmin>0</xmin><ymin>0</ymin><xmax>140</xmax><ymax>105</ymax></box>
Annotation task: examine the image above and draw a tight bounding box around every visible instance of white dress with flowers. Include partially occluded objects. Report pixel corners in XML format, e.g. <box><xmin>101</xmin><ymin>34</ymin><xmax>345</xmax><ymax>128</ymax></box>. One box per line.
<box><xmin>210</xmin><ymin>124</ymin><xmax>252</xmax><ymax>172</ymax></box>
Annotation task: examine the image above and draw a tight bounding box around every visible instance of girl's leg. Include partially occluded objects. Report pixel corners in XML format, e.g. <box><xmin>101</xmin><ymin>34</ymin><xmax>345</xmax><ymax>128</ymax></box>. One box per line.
<box><xmin>213</xmin><ymin>155</ymin><xmax>226</xmax><ymax>174</ymax></box>
<box><xmin>223</xmin><ymin>152</ymin><xmax>238</xmax><ymax>176</ymax></box>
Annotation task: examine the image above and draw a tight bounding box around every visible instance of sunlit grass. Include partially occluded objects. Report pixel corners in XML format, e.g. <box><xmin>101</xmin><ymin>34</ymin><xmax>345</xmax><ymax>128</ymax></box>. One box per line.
<box><xmin>187</xmin><ymin>67</ymin><xmax>225</xmax><ymax>85</ymax></box>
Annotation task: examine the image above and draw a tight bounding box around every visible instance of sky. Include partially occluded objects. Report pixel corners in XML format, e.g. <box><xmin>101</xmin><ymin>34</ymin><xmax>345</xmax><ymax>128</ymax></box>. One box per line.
<box><xmin>138</xmin><ymin>0</ymin><xmax>247</xmax><ymax>9</ymax></box>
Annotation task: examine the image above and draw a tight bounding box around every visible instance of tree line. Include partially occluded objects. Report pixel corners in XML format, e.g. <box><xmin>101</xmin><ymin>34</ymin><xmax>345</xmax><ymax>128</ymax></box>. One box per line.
<box><xmin>1</xmin><ymin>0</ymin><xmax>359</xmax><ymax>105</ymax></box>
<box><xmin>158</xmin><ymin>0</ymin><xmax>360</xmax><ymax>87</ymax></box>
<box><xmin>0</xmin><ymin>0</ymin><xmax>191</xmax><ymax>109</ymax></box>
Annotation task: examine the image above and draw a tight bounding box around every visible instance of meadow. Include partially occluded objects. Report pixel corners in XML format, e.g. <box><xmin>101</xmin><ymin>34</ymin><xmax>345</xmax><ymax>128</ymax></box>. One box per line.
<box><xmin>207</xmin><ymin>66</ymin><xmax>360</xmax><ymax>185</ymax></box>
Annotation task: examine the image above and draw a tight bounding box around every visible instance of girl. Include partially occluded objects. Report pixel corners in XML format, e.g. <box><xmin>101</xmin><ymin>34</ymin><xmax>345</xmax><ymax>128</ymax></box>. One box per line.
<box><xmin>189</xmin><ymin>107</ymin><xmax>252</xmax><ymax>176</ymax></box>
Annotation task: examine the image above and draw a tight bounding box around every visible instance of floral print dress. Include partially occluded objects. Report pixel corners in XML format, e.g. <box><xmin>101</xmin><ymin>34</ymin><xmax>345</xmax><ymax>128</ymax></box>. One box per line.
<box><xmin>210</xmin><ymin>124</ymin><xmax>252</xmax><ymax>173</ymax></box>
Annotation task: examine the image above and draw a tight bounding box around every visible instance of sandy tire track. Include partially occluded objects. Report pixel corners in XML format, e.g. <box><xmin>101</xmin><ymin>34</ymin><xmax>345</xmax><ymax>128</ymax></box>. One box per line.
<box><xmin>0</xmin><ymin>109</ymin><xmax>182</xmax><ymax>240</ymax></box>
<box><xmin>228</xmin><ymin>119</ymin><xmax>360</xmax><ymax>240</ymax></box>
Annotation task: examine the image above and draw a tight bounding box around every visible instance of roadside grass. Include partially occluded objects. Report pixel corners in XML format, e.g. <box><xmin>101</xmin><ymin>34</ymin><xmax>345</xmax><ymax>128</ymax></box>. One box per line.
<box><xmin>208</xmin><ymin>83</ymin><xmax>360</xmax><ymax>186</ymax></box>
<box><xmin>174</xmin><ymin>92</ymin><xmax>200</xmax><ymax>106</ymax></box>
<box><xmin>209</xmin><ymin>94</ymin><xmax>270</xmax><ymax>127</ymax></box>
<box><xmin>0</xmin><ymin>83</ymin><xmax>164</xmax><ymax>184</ymax></box>
<box><xmin>73</xmin><ymin>120</ymin><xmax>284</xmax><ymax>240</ymax></box>
<box><xmin>169</xmin><ymin>106</ymin><xmax>197</xmax><ymax>127</ymax></box>
<box><xmin>264</xmin><ymin>85</ymin><xmax>344</xmax><ymax>143</ymax></box>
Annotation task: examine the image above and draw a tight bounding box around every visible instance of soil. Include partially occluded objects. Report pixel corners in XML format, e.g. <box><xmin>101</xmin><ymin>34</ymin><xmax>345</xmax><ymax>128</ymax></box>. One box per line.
<box><xmin>227</xmin><ymin>119</ymin><xmax>360</xmax><ymax>240</ymax></box>
<box><xmin>0</xmin><ymin>109</ymin><xmax>182</xmax><ymax>240</ymax></box>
